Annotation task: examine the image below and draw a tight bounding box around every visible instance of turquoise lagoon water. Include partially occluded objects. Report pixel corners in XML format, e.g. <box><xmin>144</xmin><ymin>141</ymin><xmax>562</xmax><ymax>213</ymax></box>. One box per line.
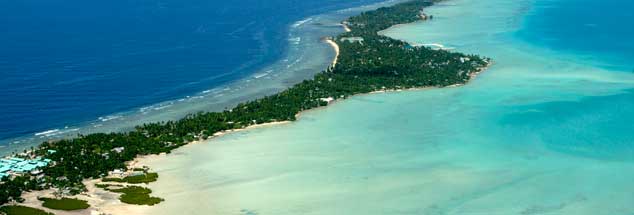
<box><xmin>135</xmin><ymin>0</ymin><xmax>634</xmax><ymax>214</ymax></box>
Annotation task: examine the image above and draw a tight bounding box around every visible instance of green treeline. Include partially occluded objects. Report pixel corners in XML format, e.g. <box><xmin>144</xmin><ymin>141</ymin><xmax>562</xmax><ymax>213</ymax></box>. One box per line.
<box><xmin>345</xmin><ymin>0</ymin><xmax>437</xmax><ymax>36</ymax></box>
<box><xmin>0</xmin><ymin>0</ymin><xmax>489</xmax><ymax>206</ymax></box>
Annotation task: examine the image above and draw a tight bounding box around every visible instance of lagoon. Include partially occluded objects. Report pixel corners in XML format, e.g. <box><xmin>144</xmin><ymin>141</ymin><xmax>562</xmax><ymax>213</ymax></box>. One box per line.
<box><xmin>118</xmin><ymin>0</ymin><xmax>634</xmax><ymax>214</ymax></box>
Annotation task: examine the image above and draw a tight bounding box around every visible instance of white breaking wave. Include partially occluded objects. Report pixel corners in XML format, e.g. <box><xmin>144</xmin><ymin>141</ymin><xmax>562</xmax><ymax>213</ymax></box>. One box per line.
<box><xmin>99</xmin><ymin>115</ymin><xmax>122</xmax><ymax>122</ymax></box>
<box><xmin>292</xmin><ymin>18</ymin><xmax>313</xmax><ymax>28</ymax></box>
<box><xmin>34</xmin><ymin>129</ymin><xmax>60</xmax><ymax>136</ymax></box>
<box><xmin>289</xmin><ymin>37</ymin><xmax>301</xmax><ymax>45</ymax></box>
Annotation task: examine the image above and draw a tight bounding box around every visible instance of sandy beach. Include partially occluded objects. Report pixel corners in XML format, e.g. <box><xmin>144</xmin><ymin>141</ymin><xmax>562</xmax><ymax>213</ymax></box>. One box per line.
<box><xmin>16</xmin><ymin>190</ymin><xmax>88</xmax><ymax>215</ymax></box>
<box><xmin>341</xmin><ymin>23</ymin><xmax>352</xmax><ymax>32</ymax></box>
<box><xmin>7</xmin><ymin>0</ymin><xmax>634</xmax><ymax>213</ymax></box>
<box><xmin>6</xmin><ymin>2</ymin><xmax>497</xmax><ymax>214</ymax></box>
<box><xmin>90</xmin><ymin>50</ymin><xmax>490</xmax><ymax>215</ymax></box>
<box><xmin>324</xmin><ymin>39</ymin><xmax>340</xmax><ymax>69</ymax></box>
<box><xmin>16</xmin><ymin>177</ymin><xmax>162</xmax><ymax>215</ymax></box>
<box><xmin>14</xmin><ymin>37</ymin><xmax>491</xmax><ymax>215</ymax></box>
<box><xmin>92</xmin><ymin>121</ymin><xmax>290</xmax><ymax>215</ymax></box>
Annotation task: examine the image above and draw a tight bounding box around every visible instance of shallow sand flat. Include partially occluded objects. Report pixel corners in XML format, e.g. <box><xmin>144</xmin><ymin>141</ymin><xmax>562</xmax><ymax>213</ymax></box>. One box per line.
<box><xmin>137</xmin><ymin>88</ymin><xmax>634</xmax><ymax>214</ymax></box>
<box><xmin>126</xmin><ymin>0</ymin><xmax>634</xmax><ymax>214</ymax></box>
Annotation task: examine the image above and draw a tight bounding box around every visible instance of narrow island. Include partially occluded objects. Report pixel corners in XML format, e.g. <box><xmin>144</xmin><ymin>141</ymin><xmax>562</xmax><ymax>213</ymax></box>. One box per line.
<box><xmin>0</xmin><ymin>0</ymin><xmax>489</xmax><ymax>214</ymax></box>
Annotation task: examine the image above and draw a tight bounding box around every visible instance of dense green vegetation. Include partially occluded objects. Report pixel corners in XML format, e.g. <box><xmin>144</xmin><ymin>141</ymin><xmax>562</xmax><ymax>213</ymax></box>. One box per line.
<box><xmin>94</xmin><ymin>183</ymin><xmax>120</xmax><ymax>189</ymax></box>
<box><xmin>0</xmin><ymin>205</ymin><xmax>54</xmax><ymax>215</ymax></box>
<box><xmin>107</xmin><ymin>186</ymin><xmax>163</xmax><ymax>206</ymax></box>
<box><xmin>102</xmin><ymin>172</ymin><xmax>158</xmax><ymax>184</ymax></box>
<box><xmin>39</xmin><ymin>197</ymin><xmax>89</xmax><ymax>211</ymax></box>
<box><xmin>0</xmin><ymin>0</ymin><xmax>489</xmax><ymax>207</ymax></box>
<box><xmin>345</xmin><ymin>0</ymin><xmax>438</xmax><ymax>36</ymax></box>
<box><xmin>0</xmin><ymin>176</ymin><xmax>41</xmax><ymax>204</ymax></box>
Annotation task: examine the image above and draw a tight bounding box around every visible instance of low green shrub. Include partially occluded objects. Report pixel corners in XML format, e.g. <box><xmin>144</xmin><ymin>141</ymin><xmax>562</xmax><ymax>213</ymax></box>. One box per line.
<box><xmin>109</xmin><ymin>186</ymin><xmax>163</xmax><ymax>206</ymax></box>
<box><xmin>39</xmin><ymin>197</ymin><xmax>89</xmax><ymax>211</ymax></box>
<box><xmin>0</xmin><ymin>205</ymin><xmax>54</xmax><ymax>215</ymax></box>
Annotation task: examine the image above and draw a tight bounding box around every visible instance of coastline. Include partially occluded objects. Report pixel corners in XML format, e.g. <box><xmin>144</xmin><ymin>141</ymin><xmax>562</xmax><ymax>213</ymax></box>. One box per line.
<box><xmin>324</xmin><ymin>38</ymin><xmax>340</xmax><ymax>69</ymax></box>
<box><xmin>94</xmin><ymin>31</ymin><xmax>492</xmax><ymax>215</ymax></box>
<box><xmin>74</xmin><ymin>0</ymin><xmax>634</xmax><ymax>214</ymax></box>
<box><xmin>0</xmin><ymin>0</ymin><xmax>377</xmax><ymax>156</ymax></box>
<box><xmin>341</xmin><ymin>23</ymin><xmax>352</xmax><ymax>32</ymax></box>
<box><xmin>41</xmin><ymin>16</ymin><xmax>492</xmax><ymax>215</ymax></box>
<box><xmin>1</xmin><ymin>0</ymin><xmax>494</xmax><ymax>214</ymax></box>
<box><xmin>0</xmin><ymin>1</ymin><xmax>429</xmax><ymax>157</ymax></box>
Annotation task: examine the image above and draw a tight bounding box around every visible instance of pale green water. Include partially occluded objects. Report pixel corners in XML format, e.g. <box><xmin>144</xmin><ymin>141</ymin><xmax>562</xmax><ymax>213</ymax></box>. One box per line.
<box><xmin>141</xmin><ymin>0</ymin><xmax>634</xmax><ymax>214</ymax></box>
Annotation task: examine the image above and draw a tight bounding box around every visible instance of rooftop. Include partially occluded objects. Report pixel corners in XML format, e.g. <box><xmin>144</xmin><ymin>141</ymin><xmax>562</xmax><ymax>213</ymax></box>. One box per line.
<box><xmin>0</xmin><ymin>156</ymin><xmax>52</xmax><ymax>174</ymax></box>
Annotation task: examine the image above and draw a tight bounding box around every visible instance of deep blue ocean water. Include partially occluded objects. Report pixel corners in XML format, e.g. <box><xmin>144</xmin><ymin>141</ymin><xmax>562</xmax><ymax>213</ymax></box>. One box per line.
<box><xmin>0</xmin><ymin>0</ymin><xmax>382</xmax><ymax>141</ymax></box>
<box><xmin>1</xmin><ymin>0</ymin><xmax>633</xmax><ymax>148</ymax></box>
<box><xmin>0</xmin><ymin>0</ymin><xmax>631</xmax><ymax>212</ymax></box>
<box><xmin>517</xmin><ymin>0</ymin><xmax>634</xmax><ymax>71</ymax></box>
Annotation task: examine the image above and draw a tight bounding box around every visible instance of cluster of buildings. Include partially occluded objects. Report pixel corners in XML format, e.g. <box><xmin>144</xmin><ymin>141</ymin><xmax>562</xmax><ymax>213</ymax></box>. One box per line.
<box><xmin>339</xmin><ymin>37</ymin><xmax>365</xmax><ymax>44</ymax></box>
<box><xmin>0</xmin><ymin>156</ymin><xmax>52</xmax><ymax>179</ymax></box>
<box><xmin>419</xmin><ymin>10</ymin><xmax>433</xmax><ymax>20</ymax></box>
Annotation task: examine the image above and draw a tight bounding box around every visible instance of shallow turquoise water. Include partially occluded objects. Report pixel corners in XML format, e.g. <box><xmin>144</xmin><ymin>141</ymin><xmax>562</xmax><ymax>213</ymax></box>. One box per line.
<box><xmin>137</xmin><ymin>0</ymin><xmax>634</xmax><ymax>214</ymax></box>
